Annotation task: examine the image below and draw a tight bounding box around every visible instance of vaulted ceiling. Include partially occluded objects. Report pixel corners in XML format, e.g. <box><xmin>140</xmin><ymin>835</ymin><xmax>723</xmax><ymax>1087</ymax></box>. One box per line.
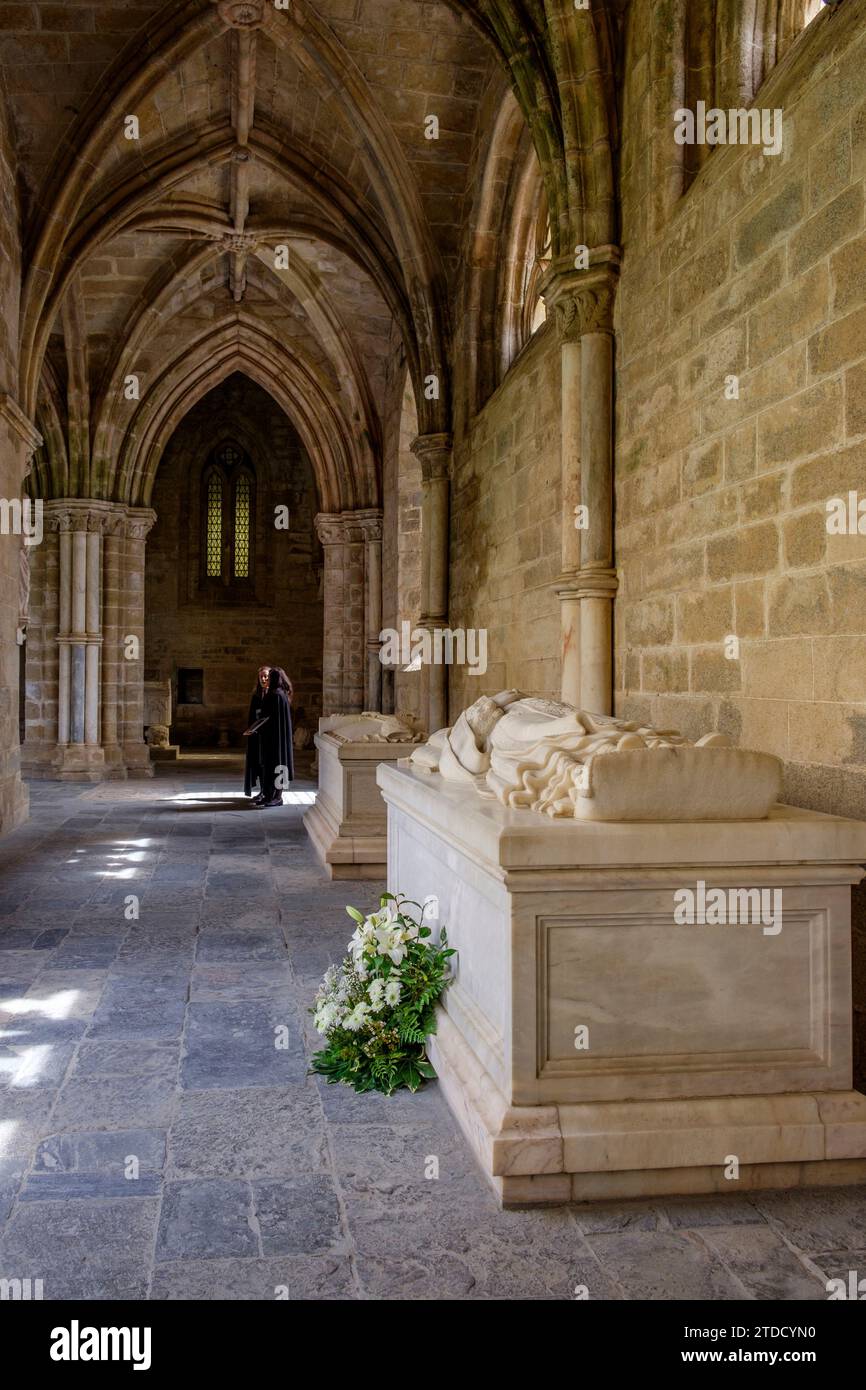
<box><xmin>1</xmin><ymin>0</ymin><xmax>507</xmax><ymax>510</ymax></box>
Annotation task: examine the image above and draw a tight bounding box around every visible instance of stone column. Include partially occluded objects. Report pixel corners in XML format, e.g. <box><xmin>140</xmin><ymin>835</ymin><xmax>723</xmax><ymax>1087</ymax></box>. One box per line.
<box><xmin>356</xmin><ymin>509</ymin><xmax>384</xmax><ymax>712</ymax></box>
<box><xmin>56</xmin><ymin>519</ymin><xmax>72</xmax><ymax>747</ymax></box>
<box><xmin>120</xmin><ymin>508</ymin><xmax>156</xmax><ymax>776</ymax></box>
<box><xmin>340</xmin><ymin>514</ymin><xmax>367</xmax><ymax>714</ymax></box>
<box><xmin>548</xmin><ymin>257</ymin><xmax>620</xmax><ymax>716</ymax></box>
<box><xmin>411</xmin><ymin>432</ymin><xmax>451</xmax><ymax>735</ymax></box>
<box><xmin>0</xmin><ymin>395</ymin><xmax>41</xmax><ymax>832</ymax></box>
<box><xmin>315</xmin><ymin>513</ymin><xmax>346</xmax><ymax>715</ymax></box>
<box><xmin>22</xmin><ymin>513</ymin><xmax>60</xmax><ymax>775</ymax></box>
<box><xmin>100</xmin><ymin>510</ymin><xmax>126</xmax><ymax>774</ymax></box>
<box><xmin>70</xmin><ymin>520</ymin><xmax>87</xmax><ymax>744</ymax></box>
<box><xmin>85</xmin><ymin>520</ymin><xmax>101</xmax><ymax>745</ymax></box>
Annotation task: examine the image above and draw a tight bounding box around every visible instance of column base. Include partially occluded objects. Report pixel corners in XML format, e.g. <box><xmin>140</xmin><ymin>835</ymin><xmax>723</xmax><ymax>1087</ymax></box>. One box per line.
<box><xmin>51</xmin><ymin>744</ymin><xmax>107</xmax><ymax>782</ymax></box>
<box><xmin>123</xmin><ymin>743</ymin><xmax>155</xmax><ymax>778</ymax></box>
<box><xmin>22</xmin><ymin>742</ymin><xmax>144</xmax><ymax>783</ymax></box>
<box><xmin>0</xmin><ymin>773</ymin><xmax>29</xmax><ymax>836</ymax></box>
<box><xmin>428</xmin><ymin>1011</ymin><xmax>866</xmax><ymax>1206</ymax></box>
<box><xmin>101</xmin><ymin>744</ymin><xmax>129</xmax><ymax>780</ymax></box>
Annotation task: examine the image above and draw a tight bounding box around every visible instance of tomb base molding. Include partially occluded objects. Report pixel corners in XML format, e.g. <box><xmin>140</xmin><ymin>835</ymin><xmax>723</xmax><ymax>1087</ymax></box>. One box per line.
<box><xmin>378</xmin><ymin>761</ymin><xmax>866</xmax><ymax>1205</ymax></box>
<box><xmin>306</xmin><ymin>716</ymin><xmax>422</xmax><ymax>878</ymax></box>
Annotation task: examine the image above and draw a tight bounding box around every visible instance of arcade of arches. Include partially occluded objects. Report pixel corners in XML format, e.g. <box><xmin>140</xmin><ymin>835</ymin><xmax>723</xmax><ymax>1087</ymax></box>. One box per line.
<box><xmin>2</xmin><ymin>1</ymin><xmax>866</xmax><ymax>1070</ymax></box>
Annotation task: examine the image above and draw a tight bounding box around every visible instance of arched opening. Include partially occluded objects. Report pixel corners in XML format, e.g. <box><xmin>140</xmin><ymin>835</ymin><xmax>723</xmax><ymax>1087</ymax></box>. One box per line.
<box><xmin>144</xmin><ymin>373</ymin><xmax>323</xmax><ymax>753</ymax></box>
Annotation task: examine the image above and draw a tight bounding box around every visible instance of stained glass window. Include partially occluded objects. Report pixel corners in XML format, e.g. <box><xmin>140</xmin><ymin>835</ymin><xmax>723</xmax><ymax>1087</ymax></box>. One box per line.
<box><xmin>234</xmin><ymin>472</ymin><xmax>251</xmax><ymax>579</ymax></box>
<box><xmin>206</xmin><ymin>471</ymin><xmax>222</xmax><ymax>577</ymax></box>
<box><xmin>203</xmin><ymin>443</ymin><xmax>254</xmax><ymax>587</ymax></box>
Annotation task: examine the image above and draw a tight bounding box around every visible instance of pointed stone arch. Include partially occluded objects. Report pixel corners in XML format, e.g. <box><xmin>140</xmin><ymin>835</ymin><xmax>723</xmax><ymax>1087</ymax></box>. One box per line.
<box><xmin>114</xmin><ymin>317</ymin><xmax>374</xmax><ymax>514</ymax></box>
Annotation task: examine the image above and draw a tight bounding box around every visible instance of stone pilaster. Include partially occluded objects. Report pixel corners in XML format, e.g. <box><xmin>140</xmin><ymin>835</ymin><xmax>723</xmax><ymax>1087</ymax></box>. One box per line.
<box><xmin>341</xmin><ymin>515</ymin><xmax>367</xmax><ymax>714</ymax></box>
<box><xmin>120</xmin><ymin>508</ymin><xmax>157</xmax><ymax>776</ymax></box>
<box><xmin>0</xmin><ymin>394</ymin><xmax>40</xmax><ymax>832</ymax></box>
<box><xmin>546</xmin><ymin>252</ymin><xmax>620</xmax><ymax>716</ymax></box>
<box><xmin>315</xmin><ymin>513</ymin><xmax>347</xmax><ymax>715</ymax></box>
<box><xmin>411</xmin><ymin>432</ymin><xmax>451</xmax><ymax>735</ymax></box>
<box><xmin>315</xmin><ymin>511</ymin><xmax>377</xmax><ymax>716</ymax></box>
<box><xmin>355</xmin><ymin>509</ymin><xmax>384</xmax><ymax>714</ymax></box>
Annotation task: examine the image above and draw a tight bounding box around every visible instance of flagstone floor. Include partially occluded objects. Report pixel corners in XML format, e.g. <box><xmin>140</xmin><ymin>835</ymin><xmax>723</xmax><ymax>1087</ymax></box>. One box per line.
<box><xmin>0</xmin><ymin>758</ymin><xmax>864</xmax><ymax>1301</ymax></box>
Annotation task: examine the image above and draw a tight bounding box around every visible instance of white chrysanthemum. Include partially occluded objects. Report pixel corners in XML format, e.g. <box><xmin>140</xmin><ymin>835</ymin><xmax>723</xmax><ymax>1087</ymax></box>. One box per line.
<box><xmin>367</xmin><ymin>978</ymin><xmax>386</xmax><ymax>1012</ymax></box>
<box><xmin>314</xmin><ymin>1000</ymin><xmax>342</xmax><ymax>1035</ymax></box>
<box><xmin>343</xmin><ymin>1001</ymin><xmax>371</xmax><ymax>1032</ymax></box>
<box><xmin>384</xmin><ymin>978</ymin><xmax>402</xmax><ymax>1007</ymax></box>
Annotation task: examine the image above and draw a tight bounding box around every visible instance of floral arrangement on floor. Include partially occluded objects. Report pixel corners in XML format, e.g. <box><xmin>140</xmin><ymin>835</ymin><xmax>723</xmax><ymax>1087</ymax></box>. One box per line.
<box><xmin>309</xmin><ymin>893</ymin><xmax>455</xmax><ymax>1095</ymax></box>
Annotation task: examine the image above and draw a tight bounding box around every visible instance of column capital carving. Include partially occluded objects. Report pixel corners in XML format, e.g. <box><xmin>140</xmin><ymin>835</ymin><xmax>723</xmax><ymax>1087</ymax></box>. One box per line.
<box><xmin>0</xmin><ymin>393</ymin><xmax>42</xmax><ymax>468</ymax></box>
<box><xmin>43</xmin><ymin>499</ymin><xmax>151</xmax><ymax>536</ymax></box>
<box><xmin>544</xmin><ymin>251</ymin><xmax>622</xmax><ymax>343</ymax></box>
<box><xmin>411</xmin><ymin>432</ymin><xmax>452</xmax><ymax>482</ymax></box>
<box><xmin>44</xmin><ymin>503</ymin><xmax>73</xmax><ymax>534</ymax></box>
<box><xmin>125</xmin><ymin>507</ymin><xmax>157</xmax><ymax>541</ymax></box>
<box><xmin>314</xmin><ymin>512</ymin><xmax>345</xmax><ymax>547</ymax></box>
<box><xmin>350</xmin><ymin>508</ymin><xmax>383</xmax><ymax>545</ymax></box>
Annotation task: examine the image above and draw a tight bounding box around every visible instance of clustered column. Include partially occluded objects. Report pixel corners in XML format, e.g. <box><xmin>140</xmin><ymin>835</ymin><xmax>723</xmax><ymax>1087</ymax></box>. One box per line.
<box><xmin>49</xmin><ymin>501</ymin><xmax>108</xmax><ymax>776</ymax></box>
<box><xmin>28</xmin><ymin>501</ymin><xmax>155</xmax><ymax>780</ymax></box>
<box><xmin>411</xmin><ymin>432</ymin><xmax>452</xmax><ymax>735</ymax></box>
<box><xmin>550</xmin><ymin>259</ymin><xmax>620</xmax><ymax>716</ymax></box>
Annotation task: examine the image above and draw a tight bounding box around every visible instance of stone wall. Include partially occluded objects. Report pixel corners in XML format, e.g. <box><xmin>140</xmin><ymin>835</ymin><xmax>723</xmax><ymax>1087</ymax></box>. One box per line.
<box><xmin>145</xmin><ymin>374</ymin><xmax>323</xmax><ymax>748</ymax></box>
<box><xmin>615</xmin><ymin>0</ymin><xmax>866</xmax><ymax>1088</ymax></box>
<box><xmin>449</xmin><ymin>318</ymin><xmax>561</xmax><ymax>716</ymax></box>
<box><xmin>0</xmin><ymin>81</ymin><xmax>29</xmax><ymax>831</ymax></box>
<box><xmin>615</xmin><ymin>1</ymin><xmax>866</xmax><ymax>823</ymax></box>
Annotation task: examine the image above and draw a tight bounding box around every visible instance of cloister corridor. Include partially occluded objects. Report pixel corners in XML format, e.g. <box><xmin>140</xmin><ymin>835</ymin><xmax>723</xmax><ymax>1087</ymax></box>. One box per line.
<box><xmin>2</xmin><ymin>0</ymin><xmax>866</xmax><ymax>1327</ymax></box>
<box><xmin>0</xmin><ymin>760</ymin><xmax>863</xmax><ymax>1302</ymax></box>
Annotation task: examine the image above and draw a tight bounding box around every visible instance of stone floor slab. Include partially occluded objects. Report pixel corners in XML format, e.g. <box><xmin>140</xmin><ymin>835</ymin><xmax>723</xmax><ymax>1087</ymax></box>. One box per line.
<box><xmin>156</xmin><ymin>1180</ymin><xmax>258</xmax><ymax>1260</ymax></box>
<box><xmin>0</xmin><ymin>763</ymin><xmax>861</xmax><ymax>1302</ymax></box>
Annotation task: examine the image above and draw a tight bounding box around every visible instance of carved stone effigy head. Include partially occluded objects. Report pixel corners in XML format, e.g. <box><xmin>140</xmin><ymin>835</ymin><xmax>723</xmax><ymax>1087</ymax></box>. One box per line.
<box><xmin>409</xmin><ymin>690</ymin><xmax>782</xmax><ymax>822</ymax></box>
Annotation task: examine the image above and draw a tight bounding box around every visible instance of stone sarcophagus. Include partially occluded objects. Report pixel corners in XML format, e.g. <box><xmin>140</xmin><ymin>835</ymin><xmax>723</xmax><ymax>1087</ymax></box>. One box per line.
<box><xmin>378</xmin><ymin>692</ymin><xmax>866</xmax><ymax>1206</ymax></box>
<box><xmin>143</xmin><ymin>678</ymin><xmax>178</xmax><ymax>760</ymax></box>
<box><xmin>304</xmin><ymin>712</ymin><xmax>424</xmax><ymax>879</ymax></box>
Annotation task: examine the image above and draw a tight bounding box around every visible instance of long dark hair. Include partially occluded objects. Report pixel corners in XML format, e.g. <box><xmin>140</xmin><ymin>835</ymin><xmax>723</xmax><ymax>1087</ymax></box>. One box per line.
<box><xmin>267</xmin><ymin>666</ymin><xmax>293</xmax><ymax>702</ymax></box>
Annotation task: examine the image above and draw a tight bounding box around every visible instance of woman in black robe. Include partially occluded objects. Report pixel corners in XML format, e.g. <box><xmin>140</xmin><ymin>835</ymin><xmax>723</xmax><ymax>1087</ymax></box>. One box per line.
<box><xmin>259</xmin><ymin>666</ymin><xmax>294</xmax><ymax>808</ymax></box>
<box><xmin>243</xmin><ymin>665</ymin><xmax>270</xmax><ymax>803</ymax></box>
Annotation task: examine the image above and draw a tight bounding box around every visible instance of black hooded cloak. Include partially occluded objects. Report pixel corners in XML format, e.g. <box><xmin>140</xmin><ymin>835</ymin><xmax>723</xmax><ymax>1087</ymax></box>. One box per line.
<box><xmin>259</xmin><ymin>684</ymin><xmax>293</xmax><ymax>797</ymax></box>
<box><xmin>243</xmin><ymin>686</ymin><xmax>266</xmax><ymax>797</ymax></box>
